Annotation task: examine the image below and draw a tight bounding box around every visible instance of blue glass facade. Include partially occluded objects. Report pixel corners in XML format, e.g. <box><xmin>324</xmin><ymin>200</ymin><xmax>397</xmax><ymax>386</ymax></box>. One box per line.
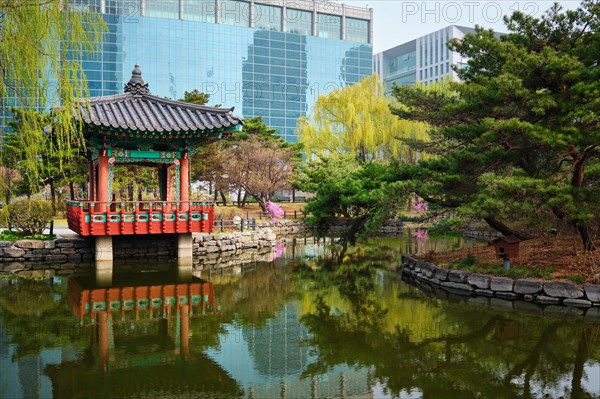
<box><xmin>58</xmin><ymin>1</ymin><xmax>372</xmax><ymax>143</ymax></box>
<box><xmin>1</xmin><ymin>1</ymin><xmax>372</xmax><ymax>142</ymax></box>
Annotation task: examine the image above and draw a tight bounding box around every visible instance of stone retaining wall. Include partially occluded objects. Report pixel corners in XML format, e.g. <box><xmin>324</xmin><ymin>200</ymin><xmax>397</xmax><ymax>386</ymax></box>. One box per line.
<box><xmin>402</xmin><ymin>255</ymin><xmax>600</xmax><ymax>311</ymax></box>
<box><xmin>329</xmin><ymin>219</ymin><xmax>404</xmax><ymax>234</ymax></box>
<box><xmin>0</xmin><ymin>230</ymin><xmax>278</xmax><ymax>272</ymax></box>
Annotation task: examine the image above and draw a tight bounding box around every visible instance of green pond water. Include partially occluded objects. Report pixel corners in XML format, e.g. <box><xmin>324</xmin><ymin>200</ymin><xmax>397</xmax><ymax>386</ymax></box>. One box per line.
<box><xmin>1</xmin><ymin>234</ymin><xmax>599</xmax><ymax>399</ymax></box>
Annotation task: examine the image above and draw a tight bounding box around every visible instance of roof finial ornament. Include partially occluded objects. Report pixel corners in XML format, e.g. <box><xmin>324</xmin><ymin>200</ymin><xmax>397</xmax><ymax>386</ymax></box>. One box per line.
<box><xmin>124</xmin><ymin>64</ymin><xmax>150</xmax><ymax>96</ymax></box>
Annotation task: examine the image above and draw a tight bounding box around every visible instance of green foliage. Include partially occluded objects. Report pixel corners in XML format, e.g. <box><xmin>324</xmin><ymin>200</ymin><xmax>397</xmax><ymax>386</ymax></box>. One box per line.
<box><xmin>293</xmin><ymin>154</ymin><xmax>407</xmax><ymax>244</ymax></box>
<box><xmin>299</xmin><ymin>74</ymin><xmax>429</xmax><ymax>162</ymax></box>
<box><xmin>392</xmin><ymin>1</ymin><xmax>600</xmax><ymax>250</ymax></box>
<box><xmin>428</xmin><ymin>216</ymin><xmax>467</xmax><ymax>234</ymax></box>
<box><xmin>4</xmin><ymin>108</ymin><xmax>88</xmax><ymax>209</ymax></box>
<box><xmin>1</xmin><ymin>199</ymin><xmax>54</xmax><ymax>236</ymax></box>
<box><xmin>191</xmin><ymin>116</ymin><xmax>300</xmax><ymax>208</ymax></box>
<box><xmin>0</xmin><ymin>2</ymin><xmax>105</xmax><ymax>180</ymax></box>
<box><xmin>179</xmin><ymin>89</ymin><xmax>210</xmax><ymax>105</ymax></box>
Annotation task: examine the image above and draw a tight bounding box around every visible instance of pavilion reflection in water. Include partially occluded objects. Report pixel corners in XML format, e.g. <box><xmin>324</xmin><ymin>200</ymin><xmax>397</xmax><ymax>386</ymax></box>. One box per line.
<box><xmin>45</xmin><ymin>273</ymin><xmax>243</xmax><ymax>399</ymax></box>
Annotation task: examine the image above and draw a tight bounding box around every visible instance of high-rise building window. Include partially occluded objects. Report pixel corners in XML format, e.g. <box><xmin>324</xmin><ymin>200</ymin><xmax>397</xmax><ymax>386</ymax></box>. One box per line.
<box><xmin>285</xmin><ymin>8</ymin><xmax>312</xmax><ymax>36</ymax></box>
<box><xmin>388</xmin><ymin>51</ymin><xmax>416</xmax><ymax>75</ymax></box>
<box><xmin>346</xmin><ymin>18</ymin><xmax>369</xmax><ymax>43</ymax></box>
<box><xmin>446</xmin><ymin>62</ymin><xmax>450</xmax><ymax>73</ymax></box>
<box><xmin>185</xmin><ymin>0</ymin><xmax>216</xmax><ymax>23</ymax></box>
<box><xmin>317</xmin><ymin>13</ymin><xmax>341</xmax><ymax>39</ymax></box>
<box><xmin>435</xmin><ymin>65</ymin><xmax>438</xmax><ymax>76</ymax></box>
<box><xmin>219</xmin><ymin>0</ymin><xmax>250</xmax><ymax>27</ymax></box>
<box><xmin>441</xmin><ymin>33</ymin><xmax>445</xmax><ymax>60</ymax></box>
<box><xmin>435</xmin><ymin>38</ymin><xmax>438</xmax><ymax>62</ymax></box>
<box><xmin>146</xmin><ymin>0</ymin><xmax>179</xmax><ymax>19</ymax></box>
<box><xmin>254</xmin><ymin>3</ymin><xmax>282</xmax><ymax>31</ymax></box>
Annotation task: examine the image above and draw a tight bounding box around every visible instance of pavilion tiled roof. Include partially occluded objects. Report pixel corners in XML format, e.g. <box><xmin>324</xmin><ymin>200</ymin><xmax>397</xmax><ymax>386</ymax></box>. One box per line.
<box><xmin>77</xmin><ymin>65</ymin><xmax>243</xmax><ymax>134</ymax></box>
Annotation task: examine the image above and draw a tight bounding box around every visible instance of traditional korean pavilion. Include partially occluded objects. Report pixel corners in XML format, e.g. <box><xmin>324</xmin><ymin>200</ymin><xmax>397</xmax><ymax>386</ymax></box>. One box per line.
<box><xmin>66</xmin><ymin>65</ymin><xmax>243</xmax><ymax>269</ymax></box>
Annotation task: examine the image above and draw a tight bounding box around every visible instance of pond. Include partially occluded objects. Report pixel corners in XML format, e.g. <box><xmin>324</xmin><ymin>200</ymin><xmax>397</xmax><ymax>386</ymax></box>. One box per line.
<box><xmin>1</xmin><ymin>234</ymin><xmax>599</xmax><ymax>399</ymax></box>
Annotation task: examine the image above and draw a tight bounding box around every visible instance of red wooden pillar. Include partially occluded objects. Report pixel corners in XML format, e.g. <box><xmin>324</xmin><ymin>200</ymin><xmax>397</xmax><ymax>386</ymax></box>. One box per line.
<box><xmin>89</xmin><ymin>159</ymin><xmax>95</xmax><ymax>201</ymax></box>
<box><xmin>180</xmin><ymin>304</ymin><xmax>189</xmax><ymax>362</ymax></box>
<box><xmin>97</xmin><ymin>311</ymin><xmax>110</xmax><ymax>372</ymax></box>
<box><xmin>180</xmin><ymin>153</ymin><xmax>189</xmax><ymax>212</ymax></box>
<box><xmin>96</xmin><ymin>151</ymin><xmax>109</xmax><ymax>212</ymax></box>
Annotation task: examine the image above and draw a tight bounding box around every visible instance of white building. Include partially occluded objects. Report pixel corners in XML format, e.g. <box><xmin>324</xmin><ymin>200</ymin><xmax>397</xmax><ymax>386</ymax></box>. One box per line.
<box><xmin>373</xmin><ymin>25</ymin><xmax>476</xmax><ymax>91</ymax></box>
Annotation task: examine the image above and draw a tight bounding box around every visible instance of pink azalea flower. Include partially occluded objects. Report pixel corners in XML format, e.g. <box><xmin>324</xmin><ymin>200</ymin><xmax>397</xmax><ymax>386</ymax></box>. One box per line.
<box><xmin>266</xmin><ymin>201</ymin><xmax>284</xmax><ymax>221</ymax></box>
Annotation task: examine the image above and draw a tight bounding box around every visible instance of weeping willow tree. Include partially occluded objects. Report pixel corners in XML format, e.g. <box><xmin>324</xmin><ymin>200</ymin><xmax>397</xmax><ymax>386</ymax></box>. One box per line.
<box><xmin>0</xmin><ymin>1</ymin><xmax>105</xmax><ymax>187</ymax></box>
<box><xmin>298</xmin><ymin>74</ymin><xmax>429</xmax><ymax>162</ymax></box>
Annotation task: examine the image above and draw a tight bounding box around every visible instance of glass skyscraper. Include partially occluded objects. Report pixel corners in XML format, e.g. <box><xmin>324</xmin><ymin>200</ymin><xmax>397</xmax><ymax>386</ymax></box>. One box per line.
<box><xmin>4</xmin><ymin>0</ymin><xmax>372</xmax><ymax>142</ymax></box>
<box><xmin>373</xmin><ymin>25</ymin><xmax>474</xmax><ymax>92</ymax></box>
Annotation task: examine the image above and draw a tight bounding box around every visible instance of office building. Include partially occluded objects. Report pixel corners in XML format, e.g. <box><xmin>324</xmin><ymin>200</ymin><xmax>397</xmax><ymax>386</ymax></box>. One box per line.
<box><xmin>373</xmin><ymin>25</ymin><xmax>474</xmax><ymax>91</ymax></box>
<box><xmin>1</xmin><ymin>0</ymin><xmax>373</xmax><ymax>143</ymax></box>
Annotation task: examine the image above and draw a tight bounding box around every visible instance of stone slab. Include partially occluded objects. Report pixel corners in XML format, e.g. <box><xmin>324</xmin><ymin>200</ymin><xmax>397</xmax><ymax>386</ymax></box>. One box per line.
<box><xmin>514</xmin><ymin>278</ymin><xmax>543</xmax><ymax>295</ymax></box>
<box><xmin>448</xmin><ymin>270</ymin><xmax>471</xmax><ymax>283</ymax></box>
<box><xmin>584</xmin><ymin>285</ymin><xmax>600</xmax><ymax>302</ymax></box>
<box><xmin>440</xmin><ymin>281</ymin><xmax>473</xmax><ymax>293</ymax></box>
<box><xmin>543</xmin><ymin>281</ymin><xmax>583</xmax><ymax>299</ymax></box>
<box><xmin>14</xmin><ymin>239</ymin><xmax>45</xmax><ymax>249</ymax></box>
<box><xmin>467</xmin><ymin>274</ymin><xmax>490</xmax><ymax>289</ymax></box>
<box><xmin>434</xmin><ymin>268</ymin><xmax>449</xmax><ymax>281</ymax></box>
<box><xmin>496</xmin><ymin>292</ymin><xmax>519</xmax><ymax>300</ymax></box>
<box><xmin>490</xmin><ymin>277</ymin><xmax>514</xmax><ymax>292</ymax></box>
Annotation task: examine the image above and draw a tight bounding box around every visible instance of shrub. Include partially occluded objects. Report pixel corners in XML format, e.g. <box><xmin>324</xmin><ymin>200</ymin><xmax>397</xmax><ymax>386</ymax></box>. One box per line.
<box><xmin>429</xmin><ymin>216</ymin><xmax>466</xmax><ymax>234</ymax></box>
<box><xmin>1</xmin><ymin>199</ymin><xmax>54</xmax><ymax>236</ymax></box>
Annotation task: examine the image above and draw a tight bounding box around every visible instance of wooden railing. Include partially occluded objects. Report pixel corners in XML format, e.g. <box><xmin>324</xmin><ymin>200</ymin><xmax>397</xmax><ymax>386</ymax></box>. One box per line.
<box><xmin>66</xmin><ymin>200</ymin><xmax>215</xmax><ymax>236</ymax></box>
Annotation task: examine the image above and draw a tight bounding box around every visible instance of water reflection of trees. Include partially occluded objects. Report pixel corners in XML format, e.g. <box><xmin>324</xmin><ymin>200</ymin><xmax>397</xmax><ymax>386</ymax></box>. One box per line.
<box><xmin>295</xmin><ymin>255</ymin><xmax>600</xmax><ymax>399</ymax></box>
<box><xmin>0</xmin><ymin>279</ymin><xmax>88</xmax><ymax>360</ymax></box>
<box><xmin>214</xmin><ymin>262</ymin><xmax>297</xmax><ymax>326</ymax></box>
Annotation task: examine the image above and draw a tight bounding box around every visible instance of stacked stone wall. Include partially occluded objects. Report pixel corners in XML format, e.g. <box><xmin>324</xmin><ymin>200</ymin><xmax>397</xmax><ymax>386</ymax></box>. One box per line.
<box><xmin>402</xmin><ymin>255</ymin><xmax>600</xmax><ymax>315</ymax></box>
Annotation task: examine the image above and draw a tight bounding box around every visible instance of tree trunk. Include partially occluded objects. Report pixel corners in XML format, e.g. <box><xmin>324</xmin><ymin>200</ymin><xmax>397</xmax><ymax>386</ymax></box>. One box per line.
<box><xmin>256</xmin><ymin>196</ymin><xmax>267</xmax><ymax>212</ymax></box>
<box><xmin>127</xmin><ymin>184</ymin><xmax>134</xmax><ymax>202</ymax></box>
<box><xmin>219</xmin><ymin>191</ymin><xmax>227</xmax><ymax>206</ymax></box>
<box><xmin>236</xmin><ymin>188</ymin><xmax>243</xmax><ymax>208</ymax></box>
<box><xmin>551</xmin><ymin>207</ymin><xmax>596</xmax><ymax>251</ymax></box>
<box><xmin>49</xmin><ymin>180</ymin><xmax>57</xmax><ymax>215</ymax></box>
<box><xmin>575</xmin><ymin>221</ymin><xmax>596</xmax><ymax>251</ymax></box>
<box><xmin>69</xmin><ymin>181</ymin><xmax>75</xmax><ymax>200</ymax></box>
<box><xmin>483</xmin><ymin>216</ymin><xmax>530</xmax><ymax>240</ymax></box>
<box><xmin>569</xmin><ymin>149</ymin><xmax>596</xmax><ymax>251</ymax></box>
<box><xmin>240</xmin><ymin>191</ymin><xmax>248</xmax><ymax>208</ymax></box>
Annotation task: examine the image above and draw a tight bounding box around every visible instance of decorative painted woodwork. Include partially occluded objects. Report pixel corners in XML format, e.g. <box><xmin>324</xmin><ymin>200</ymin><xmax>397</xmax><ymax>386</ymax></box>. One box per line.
<box><xmin>66</xmin><ymin>65</ymin><xmax>243</xmax><ymax>237</ymax></box>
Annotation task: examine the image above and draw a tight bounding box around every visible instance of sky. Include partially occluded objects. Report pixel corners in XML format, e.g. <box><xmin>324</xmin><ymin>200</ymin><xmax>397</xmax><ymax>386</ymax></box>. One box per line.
<box><xmin>336</xmin><ymin>0</ymin><xmax>583</xmax><ymax>53</ymax></box>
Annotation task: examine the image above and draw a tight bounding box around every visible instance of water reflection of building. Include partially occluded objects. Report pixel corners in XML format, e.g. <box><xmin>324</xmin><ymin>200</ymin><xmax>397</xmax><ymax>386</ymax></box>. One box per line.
<box><xmin>206</xmin><ymin>301</ymin><xmax>375</xmax><ymax>399</ymax></box>
<box><xmin>45</xmin><ymin>273</ymin><xmax>242</xmax><ymax>398</ymax></box>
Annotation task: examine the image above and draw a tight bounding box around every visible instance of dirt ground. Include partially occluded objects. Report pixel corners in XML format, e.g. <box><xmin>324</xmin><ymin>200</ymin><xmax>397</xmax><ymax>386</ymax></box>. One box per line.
<box><xmin>418</xmin><ymin>233</ymin><xmax>600</xmax><ymax>284</ymax></box>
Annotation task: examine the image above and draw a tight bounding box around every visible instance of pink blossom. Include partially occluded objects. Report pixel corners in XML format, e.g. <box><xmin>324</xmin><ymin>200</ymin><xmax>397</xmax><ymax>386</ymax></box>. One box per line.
<box><xmin>266</xmin><ymin>201</ymin><xmax>284</xmax><ymax>221</ymax></box>
<box><xmin>414</xmin><ymin>229</ymin><xmax>429</xmax><ymax>240</ymax></box>
<box><xmin>415</xmin><ymin>201</ymin><xmax>429</xmax><ymax>212</ymax></box>
<box><xmin>274</xmin><ymin>241</ymin><xmax>284</xmax><ymax>259</ymax></box>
